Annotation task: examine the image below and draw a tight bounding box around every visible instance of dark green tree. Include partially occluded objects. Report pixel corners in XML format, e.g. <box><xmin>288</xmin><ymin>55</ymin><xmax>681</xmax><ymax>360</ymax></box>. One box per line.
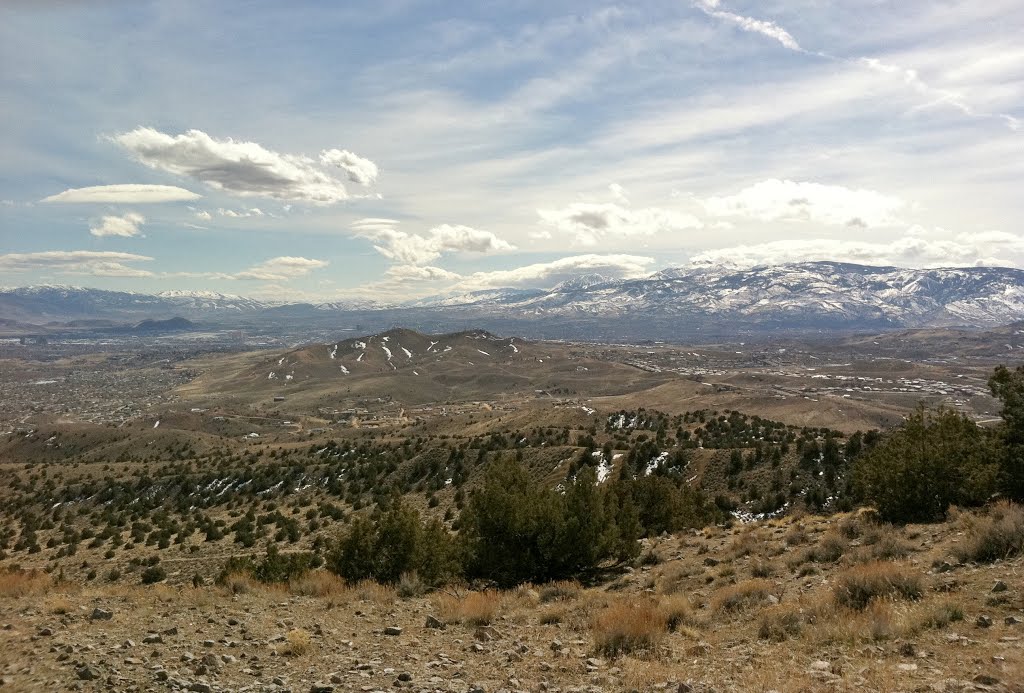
<box><xmin>854</xmin><ymin>406</ymin><xmax>998</xmax><ymax>522</ymax></box>
<box><xmin>988</xmin><ymin>365</ymin><xmax>1024</xmax><ymax>501</ymax></box>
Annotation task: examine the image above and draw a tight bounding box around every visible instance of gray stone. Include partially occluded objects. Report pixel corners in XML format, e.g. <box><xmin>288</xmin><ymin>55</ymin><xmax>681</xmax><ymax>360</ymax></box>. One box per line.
<box><xmin>310</xmin><ymin>684</ymin><xmax>335</xmax><ymax>693</ymax></box>
<box><xmin>384</xmin><ymin>626</ymin><xmax>403</xmax><ymax>636</ymax></box>
<box><xmin>425</xmin><ymin>615</ymin><xmax>445</xmax><ymax>629</ymax></box>
<box><xmin>991</xmin><ymin>580</ymin><xmax>1008</xmax><ymax>593</ymax></box>
<box><xmin>90</xmin><ymin>608</ymin><xmax>113</xmax><ymax>621</ymax></box>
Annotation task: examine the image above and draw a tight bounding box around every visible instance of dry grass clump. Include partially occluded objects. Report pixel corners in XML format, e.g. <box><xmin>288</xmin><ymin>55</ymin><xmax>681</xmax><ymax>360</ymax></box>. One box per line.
<box><xmin>750</xmin><ymin>560</ymin><xmax>776</xmax><ymax>578</ymax></box>
<box><xmin>784</xmin><ymin>523</ymin><xmax>808</xmax><ymax>546</ymax></box>
<box><xmin>953</xmin><ymin>501</ymin><xmax>1024</xmax><ymax>563</ymax></box>
<box><xmin>758</xmin><ymin>604</ymin><xmax>804</xmax><ymax>641</ymax></box>
<box><xmin>833</xmin><ymin>561</ymin><xmax>923</xmax><ymax>610</ymax></box>
<box><xmin>282</xmin><ymin>628</ymin><xmax>311</xmax><ymax>656</ymax></box>
<box><xmin>907</xmin><ymin>599</ymin><xmax>964</xmax><ymax>633</ymax></box>
<box><xmin>659</xmin><ymin>593</ymin><xmax>696</xmax><ymax>632</ymax></box>
<box><xmin>729</xmin><ymin>529</ymin><xmax>760</xmax><ymax>558</ymax></box>
<box><xmin>538</xmin><ymin>579</ymin><xmax>581</xmax><ymax>603</ymax></box>
<box><xmin>218</xmin><ymin>571</ymin><xmax>260</xmax><ymax>595</ymax></box>
<box><xmin>0</xmin><ymin>568</ymin><xmax>52</xmax><ymax>598</ymax></box>
<box><xmin>434</xmin><ymin>590</ymin><xmax>502</xmax><ymax>626</ymax></box>
<box><xmin>44</xmin><ymin>594</ymin><xmax>74</xmax><ymax>615</ymax></box>
<box><xmin>818</xmin><ymin>601</ymin><xmax>899</xmax><ymax>643</ymax></box>
<box><xmin>710</xmin><ymin>579</ymin><xmax>776</xmax><ymax>613</ymax></box>
<box><xmin>591</xmin><ymin>597</ymin><xmax>666</xmax><ymax>657</ymax></box>
<box><xmin>288</xmin><ymin>571</ymin><xmax>347</xmax><ymax>598</ymax></box>
<box><xmin>350</xmin><ymin>579</ymin><xmax>397</xmax><ymax>604</ymax></box>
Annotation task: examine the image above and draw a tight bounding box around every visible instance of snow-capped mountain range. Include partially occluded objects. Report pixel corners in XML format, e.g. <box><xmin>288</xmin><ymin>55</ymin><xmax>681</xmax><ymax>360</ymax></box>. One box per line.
<box><xmin>4</xmin><ymin>262</ymin><xmax>1024</xmax><ymax>335</ymax></box>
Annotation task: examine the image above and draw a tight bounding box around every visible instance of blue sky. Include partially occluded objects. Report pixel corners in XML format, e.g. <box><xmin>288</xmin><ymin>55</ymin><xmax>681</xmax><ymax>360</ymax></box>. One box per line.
<box><xmin>1</xmin><ymin>0</ymin><xmax>1022</xmax><ymax>300</ymax></box>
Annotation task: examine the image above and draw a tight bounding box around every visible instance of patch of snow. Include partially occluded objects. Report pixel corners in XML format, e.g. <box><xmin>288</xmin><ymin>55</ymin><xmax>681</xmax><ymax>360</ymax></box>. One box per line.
<box><xmin>401</xmin><ymin>346</ymin><xmax>413</xmax><ymax>359</ymax></box>
<box><xmin>153</xmin><ymin>420</ymin><xmax>160</xmax><ymax>428</ymax></box>
<box><xmin>355</xmin><ymin>341</ymin><xmax>366</xmax><ymax>349</ymax></box>
<box><xmin>596</xmin><ymin>458</ymin><xmax>613</xmax><ymax>483</ymax></box>
<box><xmin>329</xmin><ymin>344</ymin><xmax>338</xmax><ymax>359</ymax></box>
<box><xmin>339</xmin><ymin>365</ymin><xmax>349</xmax><ymax>374</ymax></box>
<box><xmin>413</xmin><ymin>370</ymin><xmax>420</xmax><ymax>376</ymax></box>
<box><xmin>268</xmin><ymin>372</ymin><xmax>276</xmax><ymax>379</ymax></box>
<box><xmin>428</xmin><ymin>340</ymin><xmax>439</xmax><ymax>352</ymax></box>
<box><xmin>644</xmin><ymin>451</ymin><xmax>669</xmax><ymax>476</ymax></box>
<box><xmin>31</xmin><ymin>379</ymin><xmax>58</xmax><ymax>385</ymax></box>
<box><xmin>382</xmin><ymin>345</ymin><xmax>392</xmax><ymax>360</ymax></box>
<box><xmin>285</xmin><ymin>374</ymin><xmax>294</xmax><ymax>381</ymax></box>
<box><xmin>278</xmin><ymin>357</ymin><xmax>285</xmax><ymax>366</ymax></box>
<box><xmin>477</xmin><ymin>349</ymin><xmax>490</xmax><ymax>356</ymax></box>
<box><xmin>356</xmin><ymin>352</ymin><xmax>364</xmax><ymax>362</ymax></box>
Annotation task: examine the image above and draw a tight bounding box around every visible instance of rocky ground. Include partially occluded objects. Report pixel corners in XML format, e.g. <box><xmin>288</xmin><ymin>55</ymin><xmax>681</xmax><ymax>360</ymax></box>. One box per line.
<box><xmin>1</xmin><ymin>507</ymin><xmax>1022</xmax><ymax>693</ymax></box>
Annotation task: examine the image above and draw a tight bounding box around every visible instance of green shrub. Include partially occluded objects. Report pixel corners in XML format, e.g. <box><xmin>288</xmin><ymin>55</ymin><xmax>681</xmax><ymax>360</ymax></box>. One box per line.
<box><xmin>854</xmin><ymin>406</ymin><xmax>999</xmax><ymax>523</ymax></box>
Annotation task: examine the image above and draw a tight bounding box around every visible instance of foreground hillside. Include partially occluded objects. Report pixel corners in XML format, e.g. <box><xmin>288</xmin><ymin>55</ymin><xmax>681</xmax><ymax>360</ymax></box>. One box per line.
<box><xmin>2</xmin><ymin>506</ymin><xmax>1021</xmax><ymax>692</ymax></box>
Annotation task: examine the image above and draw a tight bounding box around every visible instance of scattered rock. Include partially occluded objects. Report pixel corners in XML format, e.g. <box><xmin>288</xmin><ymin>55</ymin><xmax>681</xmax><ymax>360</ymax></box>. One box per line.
<box><xmin>425</xmin><ymin>615</ymin><xmax>445</xmax><ymax>629</ymax></box>
<box><xmin>990</xmin><ymin>580</ymin><xmax>1007</xmax><ymax>593</ymax></box>
<box><xmin>142</xmin><ymin>633</ymin><xmax>163</xmax><ymax>644</ymax></box>
<box><xmin>1005</xmin><ymin>616</ymin><xmax>1021</xmax><ymax>626</ymax></box>
<box><xmin>75</xmin><ymin>665</ymin><xmax>99</xmax><ymax>681</ymax></box>
<box><xmin>310</xmin><ymin>684</ymin><xmax>335</xmax><ymax>693</ymax></box>
<box><xmin>90</xmin><ymin>608</ymin><xmax>113</xmax><ymax>621</ymax></box>
<box><xmin>976</xmin><ymin>615</ymin><xmax>993</xmax><ymax>628</ymax></box>
<box><xmin>973</xmin><ymin>674</ymin><xmax>1000</xmax><ymax>686</ymax></box>
<box><xmin>384</xmin><ymin>626</ymin><xmax>403</xmax><ymax>636</ymax></box>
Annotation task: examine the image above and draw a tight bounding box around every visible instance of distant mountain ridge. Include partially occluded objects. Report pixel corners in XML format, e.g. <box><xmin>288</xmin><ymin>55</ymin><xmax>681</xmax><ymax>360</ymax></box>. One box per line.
<box><xmin>3</xmin><ymin>262</ymin><xmax>1024</xmax><ymax>337</ymax></box>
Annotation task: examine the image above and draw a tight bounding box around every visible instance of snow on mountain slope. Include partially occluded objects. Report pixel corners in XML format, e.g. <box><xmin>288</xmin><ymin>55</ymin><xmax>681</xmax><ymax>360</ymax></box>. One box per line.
<box><xmin>413</xmin><ymin>262</ymin><xmax>1024</xmax><ymax>328</ymax></box>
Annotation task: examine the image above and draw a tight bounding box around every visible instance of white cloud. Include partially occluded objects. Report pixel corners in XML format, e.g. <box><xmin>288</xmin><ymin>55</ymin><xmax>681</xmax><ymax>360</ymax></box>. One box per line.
<box><xmin>217</xmin><ymin>207</ymin><xmax>264</xmax><ymax>218</ymax></box>
<box><xmin>352</xmin><ymin>218</ymin><xmax>515</xmax><ymax>264</ymax></box>
<box><xmin>89</xmin><ymin>212</ymin><xmax>146</xmax><ymax>238</ymax></box>
<box><xmin>456</xmin><ymin>253</ymin><xmax>655</xmax><ymax>290</ymax></box>
<box><xmin>41</xmin><ymin>184</ymin><xmax>200</xmax><ymax>204</ymax></box>
<box><xmin>688</xmin><ymin>230</ymin><xmax>1024</xmax><ymax>269</ymax></box>
<box><xmin>320</xmin><ymin>149</ymin><xmax>380</xmax><ymax>186</ymax></box>
<box><xmin>384</xmin><ymin>264</ymin><xmax>462</xmax><ymax>282</ymax></box>
<box><xmin>608</xmin><ymin>183</ymin><xmax>628</xmax><ymax>203</ymax></box>
<box><xmin>194</xmin><ymin>210</ymin><xmax>212</xmax><ymax>221</ymax></box>
<box><xmin>0</xmin><ymin>250</ymin><xmax>154</xmax><ymax>277</ymax></box>
<box><xmin>234</xmin><ymin>256</ymin><xmax>329</xmax><ymax>281</ymax></box>
<box><xmin>695</xmin><ymin>1</ymin><xmax>802</xmax><ymax>52</ymax></box>
<box><xmin>112</xmin><ymin>127</ymin><xmax>376</xmax><ymax>204</ymax></box>
<box><xmin>702</xmin><ymin>179</ymin><xmax>905</xmax><ymax>228</ymax></box>
<box><xmin>537</xmin><ymin>201</ymin><xmax>703</xmax><ymax>246</ymax></box>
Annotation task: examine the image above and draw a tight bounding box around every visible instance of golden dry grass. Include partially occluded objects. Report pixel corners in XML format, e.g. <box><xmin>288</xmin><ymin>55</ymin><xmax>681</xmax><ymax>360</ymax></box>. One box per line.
<box><xmin>434</xmin><ymin>590</ymin><xmax>502</xmax><ymax>626</ymax></box>
<box><xmin>710</xmin><ymin>578</ymin><xmax>776</xmax><ymax>613</ymax></box>
<box><xmin>832</xmin><ymin>561</ymin><xmax>923</xmax><ymax>610</ymax></box>
<box><xmin>954</xmin><ymin>500</ymin><xmax>1024</xmax><ymax>563</ymax></box>
<box><xmin>591</xmin><ymin>597</ymin><xmax>667</xmax><ymax>657</ymax></box>
<box><xmin>283</xmin><ymin>628</ymin><xmax>312</xmax><ymax>656</ymax></box>
<box><xmin>0</xmin><ymin>568</ymin><xmax>52</xmax><ymax>598</ymax></box>
<box><xmin>289</xmin><ymin>571</ymin><xmax>348</xmax><ymax>598</ymax></box>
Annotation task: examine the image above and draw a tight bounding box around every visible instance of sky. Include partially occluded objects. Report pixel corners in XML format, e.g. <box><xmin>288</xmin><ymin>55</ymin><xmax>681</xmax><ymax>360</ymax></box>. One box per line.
<box><xmin>1</xmin><ymin>0</ymin><xmax>1022</xmax><ymax>301</ymax></box>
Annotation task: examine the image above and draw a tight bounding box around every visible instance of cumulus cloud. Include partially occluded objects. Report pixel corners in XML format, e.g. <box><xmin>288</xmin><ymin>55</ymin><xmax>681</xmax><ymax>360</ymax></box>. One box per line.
<box><xmin>688</xmin><ymin>230</ymin><xmax>1024</xmax><ymax>269</ymax></box>
<box><xmin>702</xmin><ymin>179</ymin><xmax>905</xmax><ymax>228</ymax></box>
<box><xmin>352</xmin><ymin>218</ymin><xmax>515</xmax><ymax>265</ymax></box>
<box><xmin>234</xmin><ymin>256</ymin><xmax>329</xmax><ymax>281</ymax></box>
<box><xmin>455</xmin><ymin>253</ymin><xmax>655</xmax><ymax>291</ymax></box>
<box><xmin>384</xmin><ymin>264</ymin><xmax>462</xmax><ymax>282</ymax></box>
<box><xmin>41</xmin><ymin>184</ymin><xmax>201</xmax><ymax>204</ymax></box>
<box><xmin>320</xmin><ymin>149</ymin><xmax>380</xmax><ymax>186</ymax></box>
<box><xmin>0</xmin><ymin>250</ymin><xmax>154</xmax><ymax>277</ymax></box>
<box><xmin>194</xmin><ymin>210</ymin><xmax>212</xmax><ymax>221</ymax></box>
<box><xmin>537</xmin><ymin>201</ymin><xmax>703</xmax><ymax>246</ymax></box>
<box><xmin>89</xmin><ymin>212</ymin><xmax>146</xmax><ymax>238</ymax></box>
<box><xmin>112</xmin><ymin>127</ymin><xmax>377</xmax><ymax>204</ymax></box>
